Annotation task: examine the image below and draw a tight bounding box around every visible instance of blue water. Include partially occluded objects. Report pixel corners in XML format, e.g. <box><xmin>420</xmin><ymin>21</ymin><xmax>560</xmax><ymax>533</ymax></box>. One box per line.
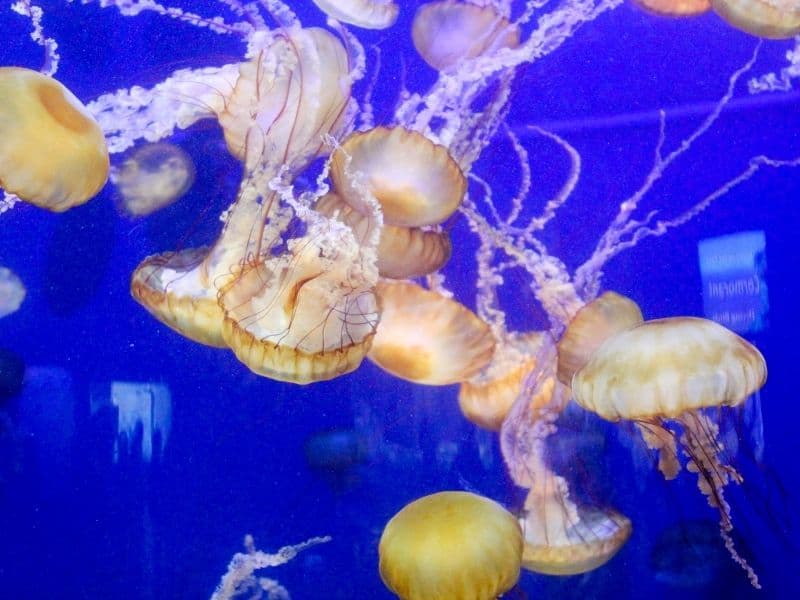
<box><xmin>1</xmin><ymin>1</ymin><xmax>799</xmax><ymax>598</ymax></box>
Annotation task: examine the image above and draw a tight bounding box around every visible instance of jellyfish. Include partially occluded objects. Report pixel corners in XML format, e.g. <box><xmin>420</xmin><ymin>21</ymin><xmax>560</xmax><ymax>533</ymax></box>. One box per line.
<box><xmin>571</xmin><ymin>316</ymin><xmax>766</xmax><ymax>586</ymax></box>
<box><xmin>411</xmin><ymin>1</ymin><xmax>520</xmax><ymax>72</ymax></box>
<box><xmin>556</xmin><ymin>291</ymin><xmax>644</xmax><ymax>387</ymax></box>
<box><xmin>711</xmin><ymin>0</ymin><xmax>800</xmax><ymax>38</ymax></box>
<box><xmin>311</xmin><ymin>0</ymin><xmax>399</xmax><ymax>29</ymax></box>
<box><xmin>315</xmin><ymin>193</ymin><xmax>452</xmax><ymax>279</ymax></box>
<box><xmin>367</xmin><ymin>280</ymin><xmax>495</xmax><ymax>385</ymax></box>
<box><xmin>0</xmin><ymin>267</ymin><xmax>25</xmax><ymax>319</ymax></box>
<box><xmin>113</xmin><ymin>142</ymin><xmax>195</xmax><ymax>217</ymax></box>
<box><xmin>631</xmin><ymin>0</ymin><xmax>711</xmax><ymax>16</ymax></box>
<box><xmin>378</xmin><ymin>491</ymin><xmax>523</xmax><ymax>600</ymax></box>
<box><xmin>458</xmin><ymin>331</ymin><xmax>546</xmax><ymax>431</ymax></box>
<box><xmin>330</xmin><ymin>126</ymin><xmax>466</xmax><ymax>228</ymax></box>
<box><xmin>0</xmin><ymin>67</ymin><xmax>109</xmax><ymax>211</ymax></box>
<box><xmin>501</xmin><ymin>333</ymin><xmax>632</xmax><ymax>575</ymax></box>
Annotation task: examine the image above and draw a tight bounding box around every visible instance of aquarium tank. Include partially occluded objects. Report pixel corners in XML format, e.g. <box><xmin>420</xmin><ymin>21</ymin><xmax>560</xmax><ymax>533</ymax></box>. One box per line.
<box><xmin>1</xmin><ymin>1</ymin><xmax>799</xmax><ymax>598</ymax></box>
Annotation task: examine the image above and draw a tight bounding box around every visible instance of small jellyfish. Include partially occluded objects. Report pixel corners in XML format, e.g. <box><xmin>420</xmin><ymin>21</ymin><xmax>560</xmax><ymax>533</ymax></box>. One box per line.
<box><xmin>711</xmin><ymin>0</ymin><xmax>800</xmax><ymax>39</ymax></box>
<box><xmin>411</xmin><ymin>1</ymin><xmax>520</xmax><ymax>72</ymax></box>
<box><xmin>315</xmin><ymin>193</ymin><xmax>452</xmax><ymax>279</ymax></box>
<box><xmin>0</xmin><ymin>267</ymin><xmax>25</xmax><ymax>319</ymax></box>
<box><xmin>378</xmin><ymin>491</ymin><xmax>523</xmax><ymax>600</ymax></box>
<box><xmin>0</xmin><ymin>67</ymin><xmax>109</xmax><ymax>211</ymax></box>
<box><xmin>113</xmin><ymin>142</ymin><xmax>195</xmax><ymax>217</ymax></box>
<box><xmin>311</xmin><ymin>0</ymin><xmax>399</xmax><ymax>29</ymax></box>
<box><xmin>571</xmin><ymin>316</ymin><xmax>766</xmax><ymax>586</ymax></box>
<box><xmin>367</xmin><ymin>281</ymin><xmax>495</xmax><ymax>385</ymax></box>
<box><xmin>631</xmin><ymin>0</ymin><xmax>712</xmax><ymax>16</ymax></box>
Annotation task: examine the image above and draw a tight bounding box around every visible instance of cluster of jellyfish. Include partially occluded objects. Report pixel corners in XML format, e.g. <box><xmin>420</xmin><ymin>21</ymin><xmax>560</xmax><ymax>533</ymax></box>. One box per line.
<box><xmin>2</xmin><ymin>0</ymin><xmax>800</xmax><ymax>597</ymax></box>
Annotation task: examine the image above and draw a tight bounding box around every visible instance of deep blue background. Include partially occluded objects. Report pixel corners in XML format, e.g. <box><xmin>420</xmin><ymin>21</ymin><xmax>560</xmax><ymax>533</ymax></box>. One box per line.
<box><xmin>1</xmin><ymin>1</ymin><xmax>799</xmax><ymax>598</ymax></box>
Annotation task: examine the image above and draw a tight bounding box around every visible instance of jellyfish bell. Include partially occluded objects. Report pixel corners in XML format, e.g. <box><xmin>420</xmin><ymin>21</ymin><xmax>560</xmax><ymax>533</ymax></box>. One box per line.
<box><xmin>315</xmin><ymin>193</ymin><xmax>451</xmax><ymax>279</ymax></box>
<box><xmin>0</xmin><ymin>67</ymin><xmax>109</xmax><ymax>211</ymax></box>
<box><xmin>411</xmin><ymin>1</ymin><xmax>520</xmax><ymax>72</ymax></box>
<box><xmin>311</xmin><ymin>0</ymin><xmax>399</xmax><ymax>29</ymax></box>
<box><xmin>520</xmin><ymin>485</ymin><xmax>633</xmax><ymax>575</ymax></box>
<box><xmin>458</xmin><ymin>331</ymin><xmax>549</xmax><ymax>431</ymax></box>
<box><xmin>218</xmin><ymin>207</ymin><xmax>380</xmax><ymax>384</ymax></box>
<box><xmin>378</xmin><ymin>491</ymin><xmax>523</xmax><ymax>600</ymax></box>
<box><xmin>711</xmin><ymin>0</ymin><xmax>800</xmax><ymax>39</ymax></box>
<box><xmin>113</xmin><ymin>142</ymin><xmax>195</xmax><ymax>217</ymax></box>
<box><xmin>131</xmin><ymin>247</ymin><xmax>227</xmax><ymax>348</ymax></box>
<box><xmin>218</xmin><ymin>26</ymin><xmax>354</xmax><ymax>169</ymax></box>
<box><xmin>368</xmin><ymin>281</ymin><xmax>495</xmax><ymax>385</ymax></box>
<box><xmin>0</xmin><ymin>267</ymin><xmax>25</xmax><ymax>319</ymax></box>
<box><xmin>330</xmin><ymin>126</ymin><xmax>466</xmax><ymax>228</ymax></box>
<box><xmin>631</xmin><ymin>0</ymin><xmax>712</xmax><ymax>16</ymax></box>
<box><xmin>556</xmin><ymin>291</ymin><xmax>643</xmax><ymax>387</ymax></box>
<box><xmin>571</xmin><ymin>316</ymin><xmax>766</xmax><ymax>587</ymax></box>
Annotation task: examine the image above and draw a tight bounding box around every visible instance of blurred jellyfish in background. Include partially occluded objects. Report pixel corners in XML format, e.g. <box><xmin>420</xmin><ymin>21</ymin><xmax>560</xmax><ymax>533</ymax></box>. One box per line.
<box><xmin>710</xmin><ymin>0</ymin><xmax>800</xmax><ymax>39</ymax></box>
<box><xmin>112</xmin><ymin>142</ymin><xmax>195</xmax><ymax>217</ymax></box>
<box><xmin>311</xmin><ymin>0</ymin><xmax>400</xmax><ymax>29</ymax></box>
<box><xmin>630</xmin><ymin>0</ymin><xmax>711</xmax><ymax>16</ymax></box>
<box><xmin>0</xmin><ymin>267</ymin><xmax>25</xmax><ymax>319</ymax></box>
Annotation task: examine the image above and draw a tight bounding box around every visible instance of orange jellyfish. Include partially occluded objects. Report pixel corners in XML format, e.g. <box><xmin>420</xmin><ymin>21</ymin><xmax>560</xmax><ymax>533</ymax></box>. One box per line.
<box><xmin>631</xmin><ymin>0</ymin><xmax>711</xmax><ymax>16</ymax></box>
<box><xmin>367</xmin><ymin>280</ymin><xmax>495</xmax><ymax>385</ymax></box>
<box><xmin>711</xmin><ymin>0</ymin><xmax>800</xmax><ymax>38</ymax></box>
<box><xmin>0</xmin><ymin>67</ymin><xmax>109</xmax><ymax>212</ymax></box>
<box><xmin>556</xmin><ymin>291</ymin><xmax>644</xmax><ymax>387</ymax></box>
<box><xmin>501</xmin><ymin>333</ymin><xmax>632</xmax><ymax>575</ymax></box>
<box><xmin>458</xmin><ymin>331</ymin><xmax>546</xmax><ymax>431</ymax></box>
<box><xmin>411</xmin><ymin>1</ymin><xmax>520</xmax><ymax>72</ymax></box>
<box><xmin>315</xmin><ymin>193</ymin><xmax>452</xmax><ymax>279</ymax></box>
<box><xmin>114</xmin><ymin>142</ymin><xmax>195</xmax><ymax>217</ymax></box>
<box><xmin>311</xmin><ymin>0</ymin><xmax>399</xmax><ymax>29</ymax></box>
<box><xmin>572</xmin><ymin>316</ymin><xmax>766</xmax><ymax>586</ymax></box>
<box><xmin>378</xmin><ymin>491</ymin><xmax>523</xmax><ymax>600</ymax></box>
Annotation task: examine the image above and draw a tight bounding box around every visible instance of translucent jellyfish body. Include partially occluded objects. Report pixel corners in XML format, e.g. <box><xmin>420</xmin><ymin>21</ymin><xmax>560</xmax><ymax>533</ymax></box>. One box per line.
<box><xmin>311</xmin><ymin>0</ymin><xmax>399</xmax><ymax>29</ymax></box>
<box><xmin>572</xmin><ymin>316</ymin><xmax>766</xmax><ymax>586</ymax></box>
<box><xmin>711</xmin><ymin>0</ymin><xmax>800</xmax><ymax>38</ymax></box>
<box><xmin>368</xmin><ymin>281</ymin><xmax>495</xmax><ymax>385</ymax></box>
<box><xmin>114</xmin><ymin>142</ymin><xmax>195</xmax><ymax>217</ymax></box>
<box><xmin>0</xmin><ymin>267</ymin><xmax>25</xmax><ymax>319</ymax></box>
<box><xmin>378</xmin><ymin>491</ymin><xmax>522</xmax><ymax>600</ymax></box>
<box><xmin>0</xmin><ymin>67</ymin><xmax>109</xmax><ymax>211</ymax></box>
<box><xmin>411</xmin><ymin>1</ymin><xmax>520</xmax><ymax>72</ymax></box>
<box><xmin>501</xmin><ymin>334</ymin><xmax>632</xmax><ymax>575</ymax></box>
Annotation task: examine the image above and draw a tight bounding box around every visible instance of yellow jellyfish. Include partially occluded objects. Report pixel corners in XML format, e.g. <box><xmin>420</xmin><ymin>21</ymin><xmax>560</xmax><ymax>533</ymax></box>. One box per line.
<box><xmin>114</xmin><ymin>142</ymin><xmax>195</xmax><ymax>217</ymax></box>
<box><xmin>556</xmin><ymin>291</ymin><xmax>643</xmax><ymax>387</ymax></box>
<box><xmin>311</xmin><ymin>0</ymin><xmax>399</xmax><ymax>29</ymax></box>
<box><xmin>0</xmin><ymin>67</ymin><xmax>109</xmax><ymax>212</ymax></box>
<box><xmin>0</xmin><ymin>267</ymin><xmax>26</xmax><ymax>319</ymax></box>
<box><xmin>458</xmin><ymin>331</ymin><xmax>547</xmax><ymax>431</ymax></box>
<box><xmin>315</xmin><ymin>193</ymin><xmax>451</xmax><ymax>279</ymax></box>
<box><xmin>501</xmin><ymin>334</ymin><xmax>632</xmax><ymax>575</ymax></box>
<box><xmin>131</xmin><ymin>247</ymin><xmax>227</xmax><ymax>348</ymax></box>
<box><xmin>631</xmin><ymin>0</ymin><xmax>711</xmax><ymax>16</ymax></box>
<box><xmin>572</xmin><ymin>316</ymin><xmax>766</xmax><ymax>587</ymax></box>
<box><xmin>367</xmin><ymin>281</ymin><xmax>495</xmax><ymax>385</ymax></box>
<box><xmin>330</xmin><ymin>126</ymin><xmax>466</xmax><ymax>228</ymax></box>
<box><xmin>411</xmin><ymin>1</ymin><xmax>520</xmax><ymax>72</ymax></box>
<box><xmin>378</xmin><ymin>491</ymin><xmax>523</xmax><ymax>600</ymax></box>
<box><xmin>711</xmin><ymin>0</ymin><xmax>800</xmax><ymax>38</ymax></box>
